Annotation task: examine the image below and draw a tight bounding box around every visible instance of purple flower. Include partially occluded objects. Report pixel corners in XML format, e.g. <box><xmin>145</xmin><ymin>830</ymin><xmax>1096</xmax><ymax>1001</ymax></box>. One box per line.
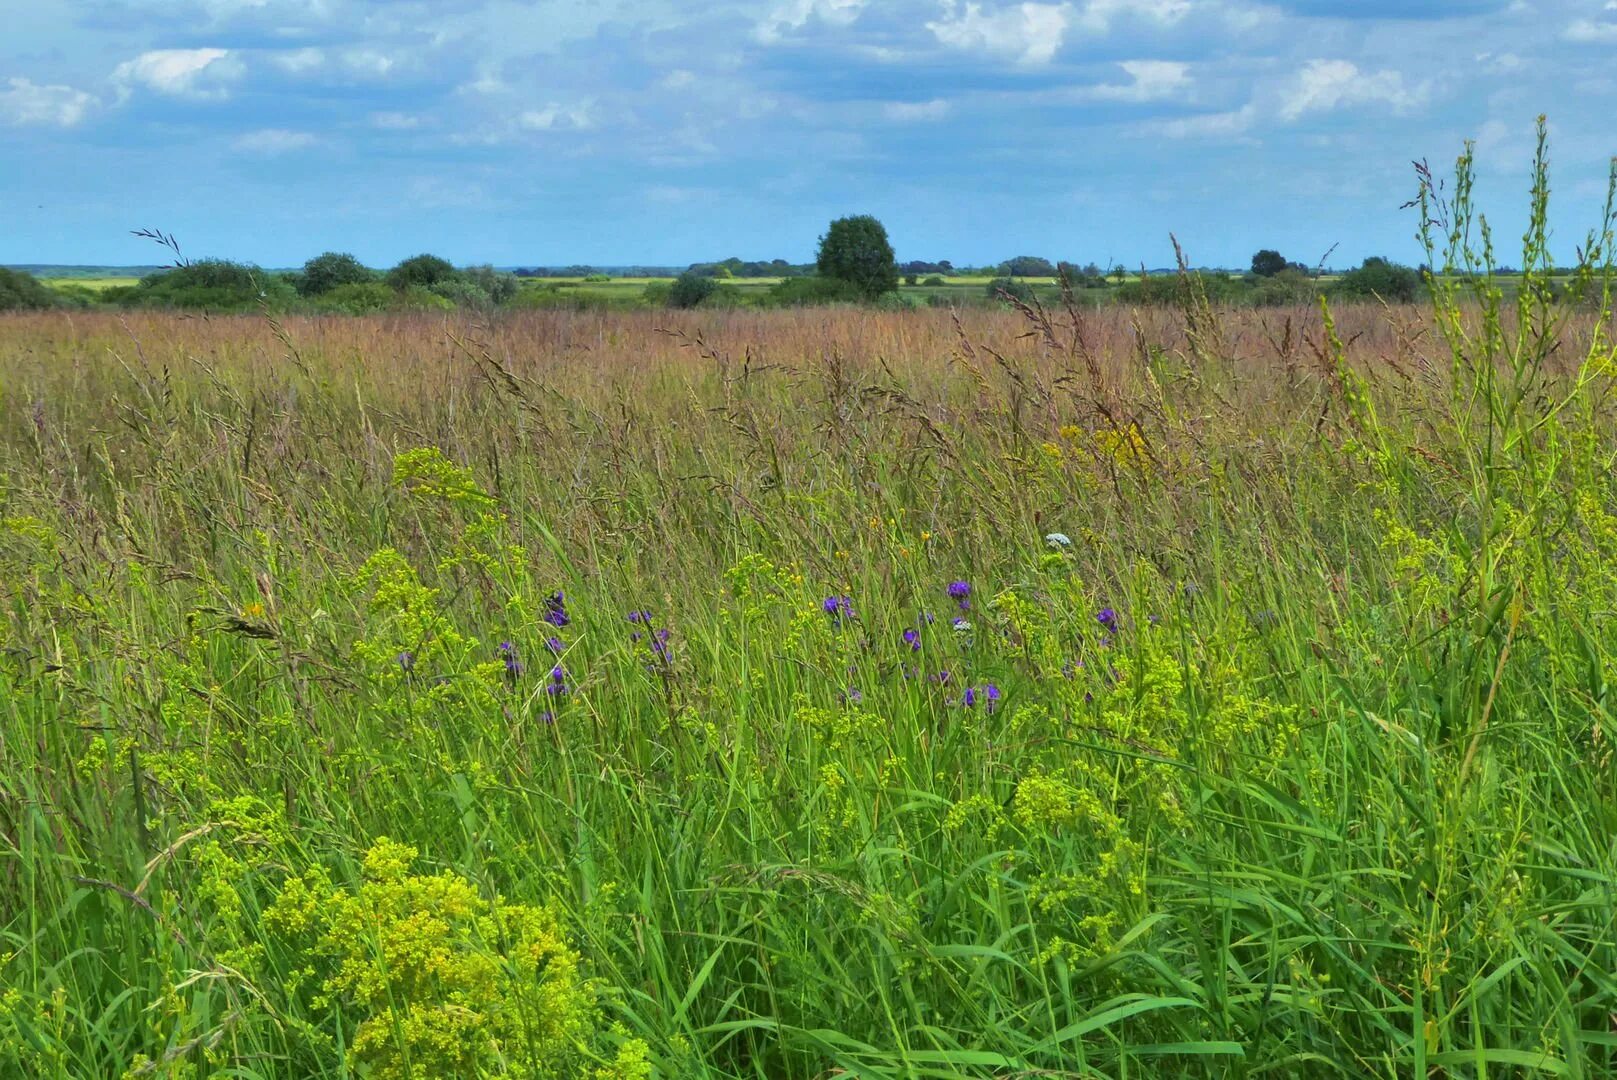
<box><xmin>952</xmin><ymin>616</ymin><xmax>970</xmax><ymax>630</ymax></box>
<box><xmin>823</xmin><ymin>595</ymin><xmax>853</xmax><ymax>624</ymax></box>
<box><xmin>497</xmin><ymin>641</ymin><xmax>524</xmax><ymax>681</ymax></box>
<box><xmin>544</xmin><ymin>592</ymin><xmax>570</xmax><ymax>628</ymax></box>
<box><xmin>652</xmin><ymin>628</ymin><xmax>671</xmax><ymax>659</ymax></box>
<box><xmin>839</xmin><ymin>687</ymin><xmax>863</xmax><ymax>705</ymax></box>
<box><xmin>1096</xmin><ymin>608</ymin><xmax>1119</xmax><ymax>634</ymax></box>
<box><xmin>947</xmin><ymin>581</ymin><xmax>971</xmax><ymax>601</ymax></box>
<box><xmin>984</xmin><ymin>683</ymin><xmax>1001</xmax><ymax>711</ymax></box>
<box><xmin>902</xmin><ymin>628</ymin><xmax>921</xmax><ymax>652</ymax></box>
<box><xmin>539</xmin><ymin>710</ymin><xmax>555</xmax><ymax>724</ymax></box>
<box><xmin>929</xmin><ymin>670</ymin><xmax>952</xmax><ymax>686</ymax></box>
<box><xmin>628</xmin><ymin>610</ymin><xmax>651</xmax><ymax>624</ymax></box>
<box><xmin>546</xmin><ymin>636</ymin><xmax>564</xmax><ymax>653</ymax></box>
<box><xmin>550</xmin><ymin>665</ymin><xmax>566</xmax><ymax>683</ymax></box>
<box><xmin>962</xmin><ymin>686</ymin><xmax>977</xmax><ymax>707</ymax></box>
<box><xmin>397</xmin><ymin>651</ymin><xmax>415</xmax><ymax>673</ymax></box>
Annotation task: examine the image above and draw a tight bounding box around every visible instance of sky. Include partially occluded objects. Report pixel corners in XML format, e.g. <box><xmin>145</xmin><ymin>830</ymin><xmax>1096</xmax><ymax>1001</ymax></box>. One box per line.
<box><xmin>3</xmin><ymin>0</ymin><xmax>1616</xmax><ymax>269</ymax></box>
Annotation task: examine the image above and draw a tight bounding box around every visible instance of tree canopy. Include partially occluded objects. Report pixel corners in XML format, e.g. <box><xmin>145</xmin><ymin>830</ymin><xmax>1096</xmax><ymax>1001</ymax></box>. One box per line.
<box><xmin>816</xmin><ymin>215</ymin><xmax>898</xmax><ymax>300</ymax></box>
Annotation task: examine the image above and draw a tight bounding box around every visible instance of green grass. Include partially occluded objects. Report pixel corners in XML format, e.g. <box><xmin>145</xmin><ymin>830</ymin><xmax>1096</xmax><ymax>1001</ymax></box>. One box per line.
<box><xmin>41</xmin><ymin>276</ymin><xmax>141</xmax><ymax>291</ymax></box>
<box><xmin>3</xmin><ymin>124</ymin><xmax>1617</xmax><ymax>1078</ymax></box>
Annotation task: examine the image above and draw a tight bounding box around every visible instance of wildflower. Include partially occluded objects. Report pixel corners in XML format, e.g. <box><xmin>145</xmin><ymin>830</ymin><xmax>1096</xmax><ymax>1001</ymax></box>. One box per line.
<box><xmin>962</xmin><ymin>686</ymin><xmax>977</xmax><ymax>707</ymax></box>
<box><xmin>1096</xmin><ymin>607</ymin><xmax>1119</xmax><ymax>634</ymax></box>
<box><xmin>550</xmin><ymin>665</ymin><xmax>566</xmax><ymax>684</ymax></box>
<box><xmin>823</xmin><ymin>595</ymin><xmax>853</xmax><ymax>624</ymax></box>
<box><xmin>984</xmin><ymin>683</ymin><xmax>1001</xmax><ymax>711</ymax></box>
<box><xmin>497</xmin><ymin>641</ymin><xmax>523</xmax><ymax>681</ymax></box>
<box><xmin>1045</xmin><ymin>532</ymin><xmax>1072</xmax><ymax>549</ymax></box>
<box><xmin>545</xmin><ymin>636</ymin><xmax>564</xmax><ymax>653</ymax></box>
<box><xmin>839</xmin><ymin>688</ymin><xmax>863</xmax><ymax>705</ymax></box>
<box><xmin>929</xmin><ymin>670</ymin><xmax>952</xmax><ymax>686</ymax></box>
<box><xmin>952</xmin><ymin>617</ymin><xmax>972</xmax><ymax>632</ymax></box>
<box><xmin>539</xmin><ymin>710</ymin><xmax>555</xmax><ymax>724</ymax></box>
<box><xmin>902</xmin><ymin>628</ymin><xmax>921</xmax><ymax>652</ymax></box>
<box><xmin>947</xmin><ymin>580</ymin><xmax>971</xmax><ymax>610</ymax></box>
<box><xmin>544</xmin><ymin>591</ymin><xmax>570</xmax><ymax>628</ymax></box>
<box><xmin>628</xmin><ymin>610</ymin><xmax>651</xmax><ymax>624</ymax></box>
<box><xmin>397</xmin><ymin>651</ymin><xmax>415</xmax><ymax>674</ymax></box>
<box><xmin>651</xmin><ymin>628</ymin><xmax>671</xmax><ymax>660</ymax></box>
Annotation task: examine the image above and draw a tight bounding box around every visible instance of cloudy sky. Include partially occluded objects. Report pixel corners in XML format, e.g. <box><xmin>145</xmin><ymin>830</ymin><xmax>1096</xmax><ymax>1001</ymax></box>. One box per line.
<box><xmin>4</xmin><ymin>0</ymin><xmax>1616</xmax><ymax>268</ymax></box>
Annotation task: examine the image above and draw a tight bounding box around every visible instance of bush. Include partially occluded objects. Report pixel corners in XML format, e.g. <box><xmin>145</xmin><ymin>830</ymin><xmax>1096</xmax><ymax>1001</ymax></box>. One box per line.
<box><xmin>122</xmin><ymin>260</ymin><xmax>297</xmax><ymax>312</ymax></box>
<box><xmin>985</xmin><ymin>277</ymin><xmax>1034</xmax><ymax>303</ymax></box>
<box><xmin>640</xmin><ymin>281</ymin><xmax>673</xmax><ymax>306</ymax></box>
<box><xmin>386</xmin><ymin>254</ymin><xmax>458</xmax><ymax>291</ymax></box>
<box><xmin>0</xmin><ymin>268</ymin><xmax>57</xmax><ymax>311</ymax></box>
<box><xmin>668</xmin><ymin>272</ymin><xmax>718</xmax><ymax>309</ymax></box>
<box><xmin>583</xmin><ymin>273</ymin><xmax>611</xmax><ymax>283</ymax></box>
<box><xmin>460</xmin><ymin>265</ymin><xmax>519</xmax><ymax>306</ymax></box>
<box><xmin>431</xmin><ymin>280</ymin><xmax>494</xmax><ymax>309</ymax></box>
<box><xmin>300</xmin><ymin>252</ymin><xmax>374</xmax><ymax>296</ymax></box>
<box><xmin>764</xmin><ymin>276</ymin><xmax>864</xmax><ymax>307</ymax></box>
<box><xmin>1334</xmin><ymin>257</ymin><xmax>1421</xmax><ymax>303</ymax></box>
<box><xmin>310</xmin><ymin>282</ymin><xmax>399</xmax><ymax>315</ymax></box>
<box><xmin>921</xmin><ymin>275</ymin><xmax>946</xmax><ymax>287</ymax></box>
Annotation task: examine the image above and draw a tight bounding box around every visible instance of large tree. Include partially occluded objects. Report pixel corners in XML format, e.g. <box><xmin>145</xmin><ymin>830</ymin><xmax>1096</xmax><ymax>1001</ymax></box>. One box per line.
<box><xmin>386</xmin><ymin>254</ymin><xmax>458</xmax><ymax>290</ymax></box>
<box><xmin>816</xmin><ymin>215</ymin><xmax>898</xmax><ymax>300</ymax></box>
<box><xmin>1250</xmin><ymin>249</ymin><xmax>1288</xmax><ymax>277</ymax></box>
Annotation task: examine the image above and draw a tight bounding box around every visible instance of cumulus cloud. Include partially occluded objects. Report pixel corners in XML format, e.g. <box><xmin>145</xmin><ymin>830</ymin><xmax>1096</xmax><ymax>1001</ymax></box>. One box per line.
<box><xmin>926</xmin><ymin>1</ymin><xmax>1073</xmax><ymax>65</ymax></box>
<box><xmin>517</xmin><ymin>102</ymin><xmax>594</xmax><ymax>131</ymax></box>
<box><xmin>113</xmin><ymin>48</ymin><xmax>242</xmax><ymax>99</ymax></box>
<box><xmin>1564</xmin><ymin>17</ymin><xmax>1617</xmax><ymax>42</ymax></box>
<box><xmin>1279</xmin><ymin>58</ymin><xmax>1426</xmax><ymax>120</ymax></box>
<box><xmin>757</xmin><ymin>0</ymin><xmax>867</xmax><ymax>42</ymax></box>
<box><xmin>1090</xmin><ymin>59</ymin><xmax>1191</xmax><ymax>102</ymax></box>
<box><xmin>232</xmin><ymin>127</ymin><xmax>317</xmax><ymax>154</ymax></box>
<box><xmin>1141</xmin><ymin>103</ymin><xmax>1256</xmax><ymax>139</ymax></box>
<box><xmin>1077</xmin><ymin>0</ymin><xmax>1192</xmax><ymax>32</ymax></box>
<box><xmin>1</xmin><ymin>76</ymin><xmax>97</xmax><ymax>127</ymax></box>
<box><xmin>883</xmin><ymin>97</ymin><xmax>951</xmax><ymax>120</ymax></box>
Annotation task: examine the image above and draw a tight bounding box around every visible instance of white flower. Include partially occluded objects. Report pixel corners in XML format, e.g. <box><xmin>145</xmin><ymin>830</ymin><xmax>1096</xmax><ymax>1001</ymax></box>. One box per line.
<box><xmin>1045</xmin><ymin>532</ymin><xmax>1072</xmax><ymax>549</ymax></box>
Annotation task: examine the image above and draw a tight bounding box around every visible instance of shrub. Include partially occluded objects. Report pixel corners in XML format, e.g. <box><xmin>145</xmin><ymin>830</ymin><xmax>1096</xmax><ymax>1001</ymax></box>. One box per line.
<box><xmin>311</xmin><ymin>282</ymin><xmax>399</xmax><ymax>314</ymax></box>
<box><xmin>0</xmin><ymin>268</ymin><xmax>57</xmax><ymax>311</ymax></box>
<box><xmin>460</xmin><ymin>265</ymin><xmax>519</xmax><ymax>306</ymax></box>
<box><xmin>121</xmin><ymin>259</ymin><xmax>297</xmax><ymax>311</ymax></box>
<box><xmin>921</xmin><ymin>275</ymin><xmax>946</xmax><ymax>287</ymax></box>
<box><xmin>764</xmin><ymin>275</ymin><xmax>864</xmax><ymax>306</ymax></box>
<box><xmin>583</xmin><ymin>273</ymin><xmax>611</xmax><ymax>283</ymax></box>
<box><xmin>386</xmin><ymin>254</ymin><xmax>458</xmax><ymax>291</ymax></box>
<box><xmin>1334</xmin><ymin>257</ymin><xmax>1421</xmax><ymax>303</ymax></box>
<box><xmin>986</xmin><ymin>277</ymin><xmax>1034</xmax><ymax>303</ymax></box>
<box><xmin>300</xmin><ymin>252</ymin><xmax>374</xmax><ymax>296</ymax></box>
<box><xmin>668</xmin><ymin>271</ymin><xmax>718</xmax><ymax>309</ymax></box>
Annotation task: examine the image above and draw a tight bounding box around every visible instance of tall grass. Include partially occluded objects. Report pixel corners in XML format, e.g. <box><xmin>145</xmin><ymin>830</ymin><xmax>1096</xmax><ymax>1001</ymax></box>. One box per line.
<box><xmin>3</xmin><ymin>125</ymin><xmax>1616</xmax><ymax>1077</ymax></box>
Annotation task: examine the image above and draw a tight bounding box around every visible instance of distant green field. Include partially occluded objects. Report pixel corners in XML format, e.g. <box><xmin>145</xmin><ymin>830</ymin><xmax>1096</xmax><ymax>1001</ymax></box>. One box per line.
<box><xmin>42</xmin><ymin>276</ymin><xmax>139</xmax><ymax>291</ymax></box>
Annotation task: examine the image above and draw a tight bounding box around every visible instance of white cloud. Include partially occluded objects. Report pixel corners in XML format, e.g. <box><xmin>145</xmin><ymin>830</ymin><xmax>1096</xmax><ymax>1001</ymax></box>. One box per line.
<box><xmin>0</xmin><ymin>77</ymin><xmax>96</xmax><ymax>127</ymax></box>
<box><xmin>1279</xmin><ymin>59</ymin><xmax>1425</xmax><ymax>121</ymax></box>
<box><xmin>370</xmin><ymin>110</ymin><xmax>419</xmax><ymax>129</ymax></box>
<box><xmin>927</xmin><ymin>1</ymin><xmax>1072</xmax><ymax>65</ymax></box>
<box><xmin>232</xmin><ymin>127</ymin><xmax>317</xmax><ymax>154</ymax></box>
<box><xmin>1564</xmin><ymin>18</ymin><xmax>1617</xmax><ymax>41</ymax></box>
<box><xmin>517</xmin><ymin>102</ymin><xmax>594</xmax><ymax>131</ymax></box>
<box><xmin>271</xmin><ymin>47</ymin><xmax>325</xmax><ymax>74</ymax></box>
<box><xmin>1077</xmin><ymin>0</ymin><xmax>1191</xmax><ymax>32</ymax></box>
<box><xmin>1090</xmin><ymin>59</ymin><xmax>1191</xmax><ymax>102</ymax></box>
<box><xmin>1143</xmin><ymin>102</ymin><xmax>1255</xmax><ymax>139</ymax></box>
<box><xmin>883</xmin><ymin>97</ymin><xmax>951</xmax><ymax>121</ymax></box>
<box><xmin>757</xmin><ymin>0</ymin><xmax>866</xmax><ymax>42</ymax></box>
<box><xmin>660</xmin><ymin>69</ymin><xmax>697</xmax><ymax>89</ymax></box>
<box><xmin>113</xmin><ymin>48</ymin><xmax>242</xmax><ymax>99</ymax></box>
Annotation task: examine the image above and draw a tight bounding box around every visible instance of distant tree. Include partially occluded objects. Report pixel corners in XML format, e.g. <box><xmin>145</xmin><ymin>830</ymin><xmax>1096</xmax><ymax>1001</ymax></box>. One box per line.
<box><xmin>1001</xmin><ymin>255</ymin><xmax>1057</xmax><ymax>277</ymax></box>
<box><xmin>1110</xmin><ymin>264</ymin><xmax>1127</xmax><ymax>284</ymax></box>
<box><xmin>299</xmin><ymin>252</ymin><xmax>373</xmax><ymax>296</ymax></box>
<box><xmin>921</xmin><ymin>275</ymin><xmax>947</xmax><ymax>287</ymax></box>
<box><xmin>816</xmin><ymin>215</ymin><xmax>898</xmax><ymax>300</ymax></box>
<box><xmin>1250</xmin><ymin>249</ymin><xmax>1288</xmax><ymax>277</ymax></box>
<box><xmin>668</xmin><ymin>271</ymin><xmax>718</xmax><ymax>309</ymax></box>
<box><xmin>904</xmin><ymin>274</ymin><xmax>918</xmax><ymax>286</ymax></box>
<box><xmin>0</xmin><ymin>268</ymin><xmax>57</xmax><ymax>311</ymax></box>
<box><xmin>1334</xmin><ymin>256</ymin><xmax>1420</xmax><ymax>303</ymax></box>
<box><xmin>462</xmin><ymin>265</ymin><xmax>519</xmax><ymax>304</ymax></box>
<box><xmin>386</xmin><ymin>254</ymin><xmax>458</xmax><ymax>290</ymax></box>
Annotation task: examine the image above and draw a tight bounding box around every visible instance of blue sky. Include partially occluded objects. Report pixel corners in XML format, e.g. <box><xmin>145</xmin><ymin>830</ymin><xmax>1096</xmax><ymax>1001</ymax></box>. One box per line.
<box><xmin>4</xmin><ymin>0</ymin><xmax>1616</xmax><ymax>268</ymax></box>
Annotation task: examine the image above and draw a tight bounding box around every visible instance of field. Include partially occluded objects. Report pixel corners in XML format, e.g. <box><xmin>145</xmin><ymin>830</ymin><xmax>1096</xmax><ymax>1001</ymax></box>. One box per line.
<box><xmin>3</xmin><ymin>254</ymin><xmax>1617</xmax><ymax>1080</ymax></box>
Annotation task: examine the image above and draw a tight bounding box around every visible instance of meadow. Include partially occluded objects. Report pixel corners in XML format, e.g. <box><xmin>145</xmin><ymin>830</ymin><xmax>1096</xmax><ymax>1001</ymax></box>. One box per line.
<box><xmin>3</xmin><ymin>149</ymin><xmax>1617</xmax><ymax>1079</ymax></box>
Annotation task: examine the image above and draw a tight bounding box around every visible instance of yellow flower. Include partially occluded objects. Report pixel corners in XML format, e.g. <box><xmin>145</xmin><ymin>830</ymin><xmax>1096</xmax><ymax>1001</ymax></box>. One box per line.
<box><xmin>243</xmin><ymin>601</ymin><xmax>265</xmax><ymax>618</ymax></box>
